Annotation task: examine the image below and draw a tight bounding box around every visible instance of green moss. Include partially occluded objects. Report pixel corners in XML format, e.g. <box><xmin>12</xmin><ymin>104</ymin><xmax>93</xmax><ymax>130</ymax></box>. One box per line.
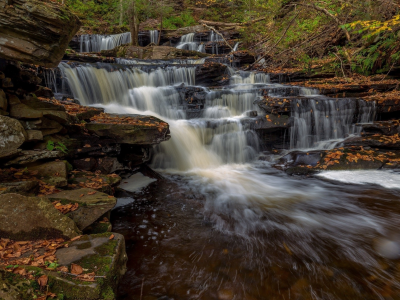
<box><xmin>101</xmin><ymin>286</ymin><xmax>115</xmax><ymax>300</ymax></box>
<box><xmin>76</xmin><ymin>242</ymin><xmax>92</xmax><ymax>250</ymax></box>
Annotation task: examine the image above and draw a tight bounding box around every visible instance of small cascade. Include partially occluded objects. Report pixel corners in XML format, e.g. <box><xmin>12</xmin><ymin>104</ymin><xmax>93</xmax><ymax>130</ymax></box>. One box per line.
<box><xmin>229</xmin><ymin>71</ymin><xmax>270</xmax><ymax>85</ymax></box>
<box><xmin>149</xmin><ymin>30</ymin><xmax>159</xmax><ymax>45</ymax></box>
<box><xmin>233</xmin><ymin>42</ymin><xmax>239</xmax><ymax>52</ymax></box>
<box><xmin>209</xmin><ymin>31</ymin><xmax>224</xmax><ymax>54</ymax></box>
<box><xmin>57</xmin><ymin>62</ymin><xmax>196</xmax><ymax>105</ymax></box>
<box><xmin>176</xmin><ymin>33</ymin><xmax>205</xmax><ymax>52</ymax></box>
<box><xmin>79</xmin><ymin>32</ymin><xmax>131</xmax><ymax>52</ymax></box>
<box><xmin>290</xmin><ymin>97</ymin><xmax>376</xmax><ymax>149</ymax></box>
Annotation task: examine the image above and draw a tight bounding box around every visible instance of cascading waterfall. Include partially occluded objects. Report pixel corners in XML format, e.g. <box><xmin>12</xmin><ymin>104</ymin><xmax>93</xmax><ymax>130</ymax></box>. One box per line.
<box><xmin>176</xmin><ymin>33</ymin><xmax>205</xmax><ymax>52</ymax></box>
<box><xmin>290</xmin><ymin>97</ymin><xmax>376</xmax><ymax>149</ymax></box>
<box><xmin>149</xmin><ymin>30</ymin><xmax>159</xmax><ymax>44</ymax></box>
<box><xmin>79</xmin><ymin>32</ymin><xmax>131</xmax><ymax>52</ymax></box>
<box><xmin>57</xmin><ymin>62</ymin><xmax>196</xmax><ymax>105</ymax></box>
<box><xmin>56</xmin><ymin>61</ymin><xmax>263</xmax><ymax>170</ymax></box>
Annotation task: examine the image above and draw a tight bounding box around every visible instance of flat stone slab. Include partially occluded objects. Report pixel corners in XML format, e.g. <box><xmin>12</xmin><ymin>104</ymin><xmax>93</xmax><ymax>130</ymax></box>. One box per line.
<box><xmin>47</xmin><ymin>188</ymin><xmax>117</xmax><ymax>230</ymax></box>
<box><xmin>29</xmin><ymin>161</ymin><xmax>68</xmax><ymax>187</ymax></box>
<box><xmin>5</xmin><ymin>150</ymin><xmax>63</xmax><ymax>166</ymax></box>
<box><xmin>0</xmin><ymin>180</ymin><xmax>38</xmax><ymax>195</ymax></box>
<box><xmin>0</xmin><ymin>193</ymin><xmax>81</xmax><ymax>240</ymax></box>
<box><xmin>85</xmin><ymin>113</ymin><xmax>170</xmax><ymax>145</ymax></box>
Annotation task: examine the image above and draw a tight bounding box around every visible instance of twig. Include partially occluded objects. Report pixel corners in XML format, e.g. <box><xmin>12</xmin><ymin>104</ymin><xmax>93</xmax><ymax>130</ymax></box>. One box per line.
<box><xmin>140</xmin><ymin>277</ymin><xmax>145</xmax><ymax>300</ymax></box>
<box><xmin>379</xmin><ymin>63</ymin><xmax>396</xmax><ymax>83</ymax></box>
<box><xmin>249</xmin><ymin>13</ymin><xmax>299</xmax><ymax>69</ymax></box>
<box><xmin>333</xmin><ymin>52</ymin><xmax>348</xmax><ymax>82</ymax></box>
<box><xmin>59</xmin><ymin>271</ymin><xmax>106</xmax><ymax>278</ymax></box>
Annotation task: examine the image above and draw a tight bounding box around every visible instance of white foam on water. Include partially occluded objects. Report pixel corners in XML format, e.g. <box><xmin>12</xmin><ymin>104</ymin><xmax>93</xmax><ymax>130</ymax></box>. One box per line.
<box><xmin>119</xmin><ymin>173</ymin><xmax>157</xmax><ymax>193</ymax></box>
<box><xmin>317</xmin><ymin>170</ymin><xmax>400</xmax><ymax>189</ymax></box>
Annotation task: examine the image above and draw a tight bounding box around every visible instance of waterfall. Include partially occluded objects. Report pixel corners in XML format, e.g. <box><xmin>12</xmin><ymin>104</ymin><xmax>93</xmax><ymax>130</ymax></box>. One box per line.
<box><xmin>149</xmin><ymin>30</ymin><xmax>159</xmax><ymax>44</ymax></box>
<box><xmin>57</xmin><ymin>62</ymin><xmax>196</xmax><ymax>105</ymax></box>
<box><xmin>290</xmin><ymin>97</ymin><xmax>376</xmax><ymax>149</ymax></box>
<box><xmin>230</xmin><ymin>71</ymin><xmax>270</xmax><ymax>85</ymax></box>
<box><xmin>233</xmin><ymin>42</ymin><xmax>239</xmax><ymax>52</ymax></box>
<box><xmin>176</xmin><ymin>33</ymin><xmax>205</xmax><ymax>52</ymax></box>
<box><xmin>79</xmin><ymin>32</ymin><xmax>131</xmax><ymax>52</ymax></box>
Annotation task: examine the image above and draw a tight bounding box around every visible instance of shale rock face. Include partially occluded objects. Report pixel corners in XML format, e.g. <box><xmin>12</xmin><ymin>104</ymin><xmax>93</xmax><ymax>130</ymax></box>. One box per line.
<box><xmin>0</xmin><ymin>0</ymin><xmax>81</xmax><ymax>67</ymax></box>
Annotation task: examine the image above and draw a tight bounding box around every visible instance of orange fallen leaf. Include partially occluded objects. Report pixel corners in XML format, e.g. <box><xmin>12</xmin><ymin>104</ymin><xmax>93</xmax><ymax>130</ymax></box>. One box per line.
<box><xmin>37</xmin><ymin>274</ymin><xmax>48</xmax><ymax>287</ymax></box>
<box><xmin>71</xmin><ymin>263</ymin><xmax>83</xmax><ymax>275</ymax></box>
<box><xmin>109</xmin><ymin>234</ymin><xmax>115</xmax><ymax>240</ymax></box>
<box><xmin>87</xmin><ymin>191</ymin><xmax>96</xmax><ymax>195</ymax></box>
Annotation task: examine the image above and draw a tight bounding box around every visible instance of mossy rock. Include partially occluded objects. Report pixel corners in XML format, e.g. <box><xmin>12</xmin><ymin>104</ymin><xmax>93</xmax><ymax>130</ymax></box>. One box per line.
<box><xmin>46</xmin><ymin>189</ymin><xmax>116</xmax><ymax>231</ymax></box>
<box><xmin>0</xmin><ymin>269</ymin><xmax>43</xmax><ymax>300</ymax></box>
<box><xmin>49</xmin><ymin>233</ymin><xmax>128</xmax><ymax>300</ymax></box>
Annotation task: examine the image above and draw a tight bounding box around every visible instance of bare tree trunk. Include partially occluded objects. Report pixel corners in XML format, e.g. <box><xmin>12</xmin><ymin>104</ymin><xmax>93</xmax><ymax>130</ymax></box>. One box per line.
<box><xmin>128</xmin><ymin>1</ymin><xmax>139</xmax><ymax>46</ymax></box>
<box><xmin>119</xmin><ymin>0</ymin><xmax>123</xmax><ymax>26</ymax></box>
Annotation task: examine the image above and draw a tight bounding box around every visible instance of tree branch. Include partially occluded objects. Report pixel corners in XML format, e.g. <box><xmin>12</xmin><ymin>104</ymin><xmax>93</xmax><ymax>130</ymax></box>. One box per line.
<box><xmin>249</xmin><ymin>13</ymin><xmax>300</xmax><ymax>69</ymax></box>
<box><xmin>287</xmin><ymin>2</ymin><xmax>351</xmax><ymax>41</ymax></box>
<box><xmin>200</xmin><ymin>22</ymin><xmax>233</xmax><ymax>51</ymax></box>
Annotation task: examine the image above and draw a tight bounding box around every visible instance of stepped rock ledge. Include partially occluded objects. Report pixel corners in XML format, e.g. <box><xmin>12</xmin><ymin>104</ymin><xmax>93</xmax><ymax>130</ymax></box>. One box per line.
<box><xmin>0</xmin><ymin>0</ymin><xmax>81</xmax><ymax>67</ymax></box>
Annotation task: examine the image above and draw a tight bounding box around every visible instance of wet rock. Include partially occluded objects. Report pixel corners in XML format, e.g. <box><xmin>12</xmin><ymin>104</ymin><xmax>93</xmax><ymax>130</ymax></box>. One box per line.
<box><xmin>29</xmin><ymin>161</ymin><xmax>68</xmax><ymax>187</ymax></box>
<box><xmin>50</xmin><ymin>233</ymin><xmax>127</xmax><ymax>300</ymax></box>
<box><xmin>0</xmin><ymin>115</ymin><xmax>26</xmax><ymax>159</ymax></box>
<box><xmin>195</xmin><ymin>62</ymin><xmax>228</xmax><ymax>86</ymax></box>
<box><xmin>0</xmin><ymin>89</ymin><xmax>6</xmax><ymax>110</ymax></box>
<box><xmin>0</xmin><ymin>270</ymin><xmax>38</xmax><ymax>299</ymax></box>
<box><xmin>0</xmin><ymin>193</ymin><xmax>81</xmax><ymax>240</ymax></box>
<box><xmin>5</xmin><ymin>150</ymin><xmax>63</xmax><ymax>166</ymax></box>
<box><xmin>47</xmin><ymin>188</ymin><xmax>117</xmax><ymax>231</ymax></box>
<box><xmin>9</xmin><ymin>103</ymin><xmax>43</xmax><ymax>119</ymax></box>
<box><xmin>0</xmin><ymin>0</ymin><xmax>81</xmax><ymax>67</ymax></box>
<box><xmin>0</xmin><ymin>180</ymin><xmax>39</xmax><ymax>195</ymax></box>
<box><xmin>26</xmin><ymin>129</ymin><xmax>43</xmax><ymax>142</ymax></box>
<box><xmin>1</xmin><ymin>77</ymin><xmax>13</xmax><ymax>88</ymax></box>
<box><xmin>34</xmin><ymin>86</ymin><xmax>54</xmax><ymax>98</ymax></box>
<box><xmin>20</xmin><ymin>117</ymin><xmax>63</xmax><ymax>136</ymax></box>
<box><xmin>85</xmin><ymin>115</ymin><xmax>170</xmax><ymax>145</ymax></box>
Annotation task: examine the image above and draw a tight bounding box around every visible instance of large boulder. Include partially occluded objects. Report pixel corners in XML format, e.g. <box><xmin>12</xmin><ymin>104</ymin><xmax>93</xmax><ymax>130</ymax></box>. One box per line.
<box><xmin>0</xmin><ymin>0</ymin><xmax>81</xmax><ymax>67</ymax></box>
<box><xmin>0</xmin><ymin>115</ymin><xmax>26</xmax><ymax>159</ymax></box>
<box><xmin>0</xmin><ymin>193</ymin><xmax>81</xmax><ymax>240</ymax></box>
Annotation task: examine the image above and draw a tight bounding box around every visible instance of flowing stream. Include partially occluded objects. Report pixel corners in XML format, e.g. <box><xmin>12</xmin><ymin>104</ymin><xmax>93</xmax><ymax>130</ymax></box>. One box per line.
<box><xmin>49</xmin><ymin>58</ymin><xmax>400</xmax><ymax>299</ymax></box>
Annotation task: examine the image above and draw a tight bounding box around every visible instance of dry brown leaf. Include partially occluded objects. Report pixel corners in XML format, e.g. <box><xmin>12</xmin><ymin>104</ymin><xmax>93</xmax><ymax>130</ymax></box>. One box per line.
<box><xmin>71</xmin><ymin>263</ymin><xmax>83</xmax><ymax>275</ymax></box>
<box><xmin>109</xmin><ymin>234</ymin><xmax>115</xmax><ymax>240</ymax></box>
<box><xmin>37</xmin><ymin>275</ymin><xmax>48</xmax><ymax>287</ymax></box>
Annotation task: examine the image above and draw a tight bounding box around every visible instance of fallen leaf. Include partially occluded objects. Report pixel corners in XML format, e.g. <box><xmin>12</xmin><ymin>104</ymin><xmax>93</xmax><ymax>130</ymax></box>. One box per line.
<box><xmin>37</xmin><ymin>275</ymin><xmax>48</xmax><ymax>287</ymax></box>
<box><xmin>109</xmin><ymin>234</ymin><xmax>115</xmax><ymax>240</ymax></box>
<box><xmin>71</xmin><ymin>263</ymin><xmax>83</xmax><ymax>275</ymax></box>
